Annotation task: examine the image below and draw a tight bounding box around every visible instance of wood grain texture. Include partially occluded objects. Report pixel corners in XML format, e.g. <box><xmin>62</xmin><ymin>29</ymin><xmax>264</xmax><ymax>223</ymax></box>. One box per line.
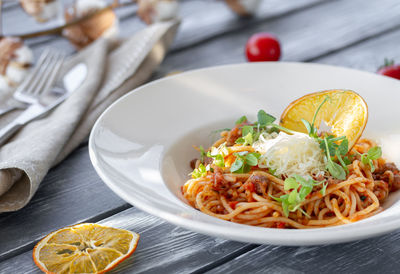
<box><xmin>19</xmin><ymin>0</ymin><xmax>327</xmax><ymax>50</ymax></box>
<box><xmin>0</xmin><ymin>208</ymin><xmax>254</xmax><ymax>274</ymax></box>
<box><xmin>206</xmin><ymin>232</ymin><xmax>400</xmax><ymax>274</ymax></box>
<box><xmin>0</xmin><ymin>146</ymin><xmax>129</xmax><ymax>261</ymax></box>
<box><xmin>2</xmin><ymin>0</ymin><xmax>400</xmax><ymax>273</ymax></box>
<box><xmin>317</xmin><ymin>28</ymin><xmax>400</xmax><ymax>72</ymax></box>
<box><xmin>0</xmin><ymin>0</ymin><xmax>325</xmax><ymax>263</ymax></box>
<box><xmin>153</xmin><ymin>0</ymin><xmax>400</xmax><ymax>77</ymax></box>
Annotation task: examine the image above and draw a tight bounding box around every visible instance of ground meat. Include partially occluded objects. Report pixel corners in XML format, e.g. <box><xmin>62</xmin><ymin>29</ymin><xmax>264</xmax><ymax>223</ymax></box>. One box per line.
<box><xmin>393</xmin><ymin>174</ymin><xmax>400</xmax><ymax>191</ymax></box>
<box><xmin>226</xmin><ymin>126</ymin><xmax>241</xmax><ymax>146</ymax></box>
<box><xmin>373</xmin><ymin>162</ymin><xmax>400</xmax><ymax>191</ymax></box>
<box><xmin>245</xmin><ymin>174</ymin><xmax>269</xmax><ymax>195</ymax></box>
<box><xmin>226</xmin><ymin>121</ymin><xmax>249</xmax><ymax>146</ymax></box>
<box><xmin>204</xmin><ymin>156</ymin><xmax>213</xmax><ymax>165</ymax></box>
<box><xmin>211</xmin><ymin>167</ymin><xmax>229</xmax><ymax>192</ymax></box>
<box><xmin>190</xmin><ymin>158</ymin><xmax>198</xmax><ymax>169</ymax></box>
<box><xmin>327</xmin><ymin>177</ymin><xmax>340</xmax><ymax>185</ymax></box>
<box><xmin>380</xmin><ymin>163</ymin><xmax>399</xmax><ymax>174</ymax></box>
<box><xmin>189</xmin><ymin>156</ymin><xmax>213</xmax><ymax>169</ymax></box>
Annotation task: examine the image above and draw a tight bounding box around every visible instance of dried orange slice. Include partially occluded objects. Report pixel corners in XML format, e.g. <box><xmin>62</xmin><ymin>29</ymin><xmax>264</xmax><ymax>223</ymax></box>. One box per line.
<box><xmin>33</xmin><ymin>223</ymin><xmax>139</xmax><ymax>274</ymax></box>
<box><xmin>280</xmin><ymin>89</ymin><xmax>368</xmax><ymax>149</ymax></box>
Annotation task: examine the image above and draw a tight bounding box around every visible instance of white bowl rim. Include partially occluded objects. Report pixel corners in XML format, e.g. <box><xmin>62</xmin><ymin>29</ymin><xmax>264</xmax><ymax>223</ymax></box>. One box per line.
<box><xmin>89</xmin><ymin>61</ymin><xmax>400</xmax><ymax>246</ymax></box>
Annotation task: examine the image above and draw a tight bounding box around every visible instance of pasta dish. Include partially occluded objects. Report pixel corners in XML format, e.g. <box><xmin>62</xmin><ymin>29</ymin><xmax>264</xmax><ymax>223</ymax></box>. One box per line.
<box><xmin>182</xmin><ymin>91</ymin><xmax>400</xmax><ymax>229</ymax></box>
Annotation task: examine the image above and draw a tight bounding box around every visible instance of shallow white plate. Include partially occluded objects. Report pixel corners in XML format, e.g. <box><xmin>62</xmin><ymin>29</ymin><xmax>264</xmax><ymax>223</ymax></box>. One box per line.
<box><xmin>89</xmin><ymin>62</ymin><xmax>400</xmax><ymax>246</ymax></box>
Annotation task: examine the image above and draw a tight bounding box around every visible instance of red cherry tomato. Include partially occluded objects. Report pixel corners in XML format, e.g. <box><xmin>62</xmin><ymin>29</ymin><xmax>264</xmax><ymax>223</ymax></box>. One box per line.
<box><xmin>245</xmin><ymin>33</ymin><xmax>281</xmax><ymax>62</ymax></box>
<box><xmin>378</xmin><ymin>60</ymin><xmax>400</xmax><ymax>80</ymax></box>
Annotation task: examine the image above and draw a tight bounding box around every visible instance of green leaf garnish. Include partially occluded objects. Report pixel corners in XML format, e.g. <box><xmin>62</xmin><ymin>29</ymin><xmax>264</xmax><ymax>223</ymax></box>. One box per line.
<box><xmin>230</xmin><ymin>158</ymin><xmax>244</xmax><ymax>173</ymax></box>
<box><xmin>230</xmin><ymin>152</ymin><xmax>261</xmax><ymax>173</ymax></box>
<box><xmin>257</xmin><ymin>110</ymin><xmax>276</xmax><ymax>126</ymax></box>
<box><xmin>301</xmin><ymin>119</ymin><xmax>313</xmax><ymax>136</ymax></box>
<box><xmin>321</xmin><ymin>135</ymin><xmax>347</xmax><ymax>180</ymax></box>
<box><xmin>199</xmin><ymin>145</ymin><xmax>206</xmax><ymax>162</ymax></box>
<box><xmin>242</xmin><ymin>125</ymin><xmax>254</xmax><ymax>137</ymax></box>
<box><xmin>343</xmin><ymin>156</ymin><xmax>352</xmax><ymax>165</ymax></box>
<box><xmin>284</xmin><ymin>177</ymin><xmax>299</xmax><ymax>191</ymax></box>
<box><xmin>246</xmin><ymin>153</ymin><xmax>260</xmax><ymax>166</ymax></box>
<box><xmin>211</xmin><ymin>128</ymin><xmax>231</xmax><ymax>134</ymax></box>
<box><xmin>207</xmin><ymin>143</ymin><xmax>228</xmax><ymax>168</ymax></box>
<box><xmin>191</xmin><ymin>164</ymin><xmax>207</xmax><ymax>179</ymax></box>
<box><xmin>320</xmin><ymin>181</ymin><xmax>328</xmax><ymax>196</ymax></box>
<box><xmin>337</xmin><ymin>139</ymin><xmax>348</xmax><ymax>156</ymax></box>
<box><xmin>368</xmin><ymin>146</ymin><xmax>382</xmax><ymax>160</ymax></box>
<box><xmin>361</xmin><ymin>146</ymin><xmax>382</xmax><ymax>172</ymax></box>
<box><xmin>326</xmin><ymin>161</ymin><xmax>346</xmax><ymax>180</ymax></box>
<box><xmin>235</xmin><ymin>115</ymin><xmax>247</xmax><ymax>125</ymax></box>
<box><xmin>268</xmin><ymin>168</ymin><xmax>277</xmax><ymax>176</ymax></box>
<box><xmin>236</xmin><ymin>133</ymin><xmax>254</xmax><ymax>146</ymax></box>
<box><xmin>336</xmin><ymin>152</ymin><xmax>349</xmax><ymax>175</ymax></box>
<box><xmin>274</xmin><ymin>175</ymin><xmax>325</xmax><ymax>217</ymax></box>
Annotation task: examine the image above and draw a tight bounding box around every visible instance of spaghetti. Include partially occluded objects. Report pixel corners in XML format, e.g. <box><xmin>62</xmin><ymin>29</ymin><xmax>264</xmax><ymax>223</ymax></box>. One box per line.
<box><xmin>182</xmin><ymin>119</ymin><xmax>400</xmax><ymax>229</ymax></box>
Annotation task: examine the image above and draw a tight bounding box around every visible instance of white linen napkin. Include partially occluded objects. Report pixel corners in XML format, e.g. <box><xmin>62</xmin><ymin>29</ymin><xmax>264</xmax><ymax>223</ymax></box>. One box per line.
<box><xmin>0</xmin><ymin>20</ymin><xmax>179</xmax><ymax>212</ymax></box>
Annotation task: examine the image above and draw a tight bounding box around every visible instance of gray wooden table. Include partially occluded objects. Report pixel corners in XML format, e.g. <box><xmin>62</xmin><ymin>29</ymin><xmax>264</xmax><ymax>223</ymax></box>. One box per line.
<box><xmin>1</xmin><ymin>0</ymin><xmax>400</xmax><ymax>273</ymax></box>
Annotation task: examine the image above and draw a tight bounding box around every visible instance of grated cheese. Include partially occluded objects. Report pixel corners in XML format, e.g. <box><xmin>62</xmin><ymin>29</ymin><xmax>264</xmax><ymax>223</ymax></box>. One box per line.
<box><xmin>253</xmin><ymin>132</ymin><xmax>326</xmax><ymax>177</ymax></box>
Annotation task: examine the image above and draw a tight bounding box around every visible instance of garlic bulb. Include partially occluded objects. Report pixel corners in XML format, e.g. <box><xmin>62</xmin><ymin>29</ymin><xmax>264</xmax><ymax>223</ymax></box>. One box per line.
<box><xmin>20</xmin><ymin>0</ymin><xmax>60</xmax><ymax>22</ymax></box>
<box><xmin>0</xmin><ymin>38</ymin><xmax>33</xmax><ymax>93</ymax></box>
<box><xmin>63</xmin><ymin>0</ymin><xmax>119</xmax><ymax>49</ymax></box>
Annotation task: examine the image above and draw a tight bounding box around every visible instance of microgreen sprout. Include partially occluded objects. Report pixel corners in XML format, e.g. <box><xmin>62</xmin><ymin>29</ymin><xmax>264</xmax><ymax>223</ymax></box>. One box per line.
<box><xmin>191</xmin><ymin>163</ymin><xmax>207</xmax><ymax>179</ymax></box>
<box><xmin>207</xmin><ymin>143</ymin><xmax>229</xmax><ymax>168</ymax></box>
<box><xmin>198</xmin><ymin>145</ymin><xmax>206</xmax><ymax>162</ymax></box>
<box><xmin>301</xmin><ymin>95</ymin><xmax>349</xmax><ymax>180</ymax></box>
<box><xmin>235</xmin><ymin>115</ymin><xmax>248</xmax><ymax>125</ymax></box>
<box><xmin>360</xmin><ymin>146</ymin><xmax>382</xmax><ymax>172</ymax></box>
<box><xmin>301</xmin><ymin>95</ymin><xmax>330</xmax><ymax>138</ymax></box>
<box><xmin>270</xmin><ymin>174</ymin><xmax>325</xmax><ymax>217</ymax></box>
<box><xmin>230</xmin><ymin>151</ymin><xmax>261</xmax><ymax>173</ymax></box>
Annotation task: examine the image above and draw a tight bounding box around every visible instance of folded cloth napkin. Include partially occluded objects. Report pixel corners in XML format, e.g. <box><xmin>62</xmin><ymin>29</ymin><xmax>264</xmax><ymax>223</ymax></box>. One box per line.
<box><xmin>0</xmin><ymin>20</ymin><xmax>179</xmax><ymax>212</ymax></box>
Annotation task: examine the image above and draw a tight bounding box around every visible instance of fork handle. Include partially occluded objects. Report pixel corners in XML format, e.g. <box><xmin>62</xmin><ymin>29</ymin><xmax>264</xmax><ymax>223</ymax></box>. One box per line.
<box><xmin>0</xmin><ymin>121</ymin><xmax>22</xmax><ymax>146</ymax></box>
<box><xmin>0</xmin><ymin>106</ymin><xmax>18</xmax><ymax>117</ymax></box>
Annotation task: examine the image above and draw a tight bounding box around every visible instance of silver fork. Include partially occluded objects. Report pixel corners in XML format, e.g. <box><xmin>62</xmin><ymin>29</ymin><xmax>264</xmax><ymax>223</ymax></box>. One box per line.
<box><xmin>0</xmin><ymin>49</ymin><xmax>65</xmax><ymax>116</ymax></box>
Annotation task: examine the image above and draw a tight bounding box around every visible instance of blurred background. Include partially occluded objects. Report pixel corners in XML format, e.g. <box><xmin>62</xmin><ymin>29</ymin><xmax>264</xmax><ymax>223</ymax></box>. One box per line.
<box><xmin>2</xmin><ymin>0</ymin><xmax>400</xmax><ymax>90</ymax></box>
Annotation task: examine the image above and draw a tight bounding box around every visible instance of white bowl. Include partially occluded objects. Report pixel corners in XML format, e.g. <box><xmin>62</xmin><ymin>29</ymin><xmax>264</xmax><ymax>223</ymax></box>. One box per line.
<box><xmin>89</xmin><ymin>62</ymin><xmax>400</xmax><ymax>245</ymax></box>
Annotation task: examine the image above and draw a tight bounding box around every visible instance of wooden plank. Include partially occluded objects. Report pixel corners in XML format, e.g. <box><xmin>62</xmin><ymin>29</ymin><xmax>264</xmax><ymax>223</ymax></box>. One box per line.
<box><xmin>171</xmin><ymin>0</ymin><xmax>328</xmax><ymax>51</ymax></box>
<box><xmin>0</xmin><ymin>0</ymin><xmax>326</xmax><ymax>263</ymax></box>
<box><xmin>4</xmin><ymin>21</ymin><xmax>400</xmax><ymax>274</ymax></box>
<box><xmin>317</xmin><ymin>28</ymin><xmax>400</xmax><ymax>72</ymax></box>
<box><xmin>153</xmin><ymin>0</ymin><xmax>400</xmax><ymax>77</ymax></box>
<box><xmin>206</xmin><ymin>232</ymin><xmax>400</xmax><ymax>274</ymax></box>
<box><xmin>3</xmin><ymin>24</ymin><xmax>400</xmax><ymax>271</ymax></box>
<box><xmin>0</xmin><ymin>146</ymin><xmax>130</xmax><ymax>261</ymax></box>
<box><xmin>0</xmin><ymin>207</ymin><xmax>254</xmax><ymax>274</ymax></box>
<box><xmin>2</xmin><ymin>0</ymin><xmax>400</xmax><ymax>271</ymax></box>
<box><xmin>19</xmin><ymin>0</ymin><xmax>327</xmax><ymax>49</ymax></box>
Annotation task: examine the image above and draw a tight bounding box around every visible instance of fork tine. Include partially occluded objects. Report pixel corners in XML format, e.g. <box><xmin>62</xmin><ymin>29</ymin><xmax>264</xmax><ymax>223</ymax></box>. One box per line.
<box><xmin>37</xmin><ymin>52</ymin><xmax>65</xmax><ymax>96</ymax></box>
<box><xmin>31</xmin><ymin>51</ymin><xmax>64</xmax><ymax>96</ymax></box>
<box><xmin>25</xmin><ymin>50</ymin><xmax>59</xmax><ymax>97</ymax></box>
<box><xmin>14</xmin><ymin>48</ymin><xmax>51</xmax><ymax>95</ymax></box>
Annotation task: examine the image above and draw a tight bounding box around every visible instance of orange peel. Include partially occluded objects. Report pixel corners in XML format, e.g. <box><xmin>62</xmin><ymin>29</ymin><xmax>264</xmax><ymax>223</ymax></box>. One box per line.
<box><xmin>33</xmin><ymin>223</ymin><xmax>139</xmax><ymax>274</ymax></box>
<box><xmin>280</xmin><ymin>89</ymin><xmax>368</xmax><ymax>149</ymax></box>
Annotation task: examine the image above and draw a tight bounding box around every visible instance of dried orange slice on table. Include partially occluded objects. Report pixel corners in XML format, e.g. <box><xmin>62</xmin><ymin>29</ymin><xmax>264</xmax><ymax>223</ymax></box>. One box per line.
<box><xmin>280</xmin><ymin>89</ymin><xmax>368</xmax><ymax>149</ymax></box>
<box><xmin>33</xmin><ymin>223</ymin><xmax>139</xmax><ymax>274</ymax></box>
